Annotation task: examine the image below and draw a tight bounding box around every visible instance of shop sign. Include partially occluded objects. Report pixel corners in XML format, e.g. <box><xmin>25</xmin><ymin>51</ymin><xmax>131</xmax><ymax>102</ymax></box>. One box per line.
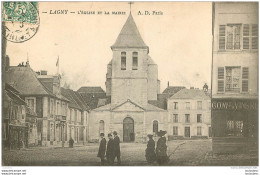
<box><xmin>212</xmin><ymin>100</ymin><xmax>258</xmax><ymax>111</ymax></box>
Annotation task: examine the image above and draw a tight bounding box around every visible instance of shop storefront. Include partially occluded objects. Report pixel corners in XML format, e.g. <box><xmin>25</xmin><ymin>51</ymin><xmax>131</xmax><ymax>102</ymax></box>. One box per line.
<box><xmin>212</xmin><ymin>98</ymin><xmax>258</xmax><ymax>154</ymax></box>
<box><xmin>9</xmin><ymin>124</ymin><xmax>29</xmax><ymax>149</ymax></box>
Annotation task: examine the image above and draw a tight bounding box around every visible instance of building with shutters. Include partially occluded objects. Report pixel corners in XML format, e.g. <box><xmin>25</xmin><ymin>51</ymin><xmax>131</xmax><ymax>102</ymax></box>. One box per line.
<box><xmin>60</xmin><ymin>87</ymin><xmax>89</xmax><ymax>145</ymax></box>
<box><xmin>5</xmin><ymin>61</ymin><xmax>70</xmax><ymax>147</ymax></box>
<box><xmin>88</xmin><ymin>13</ymin><xmax>168</xmax><ymax>143</ymax></box>
<box><xmin>167</xmin><ymin>88</ymin><xmax>211</xmax><ymax>140</ymax></box>
<box><xmin>212</xmin><ymin>2</ymin><xmax>258</xmax><ymax>158</ymax></box>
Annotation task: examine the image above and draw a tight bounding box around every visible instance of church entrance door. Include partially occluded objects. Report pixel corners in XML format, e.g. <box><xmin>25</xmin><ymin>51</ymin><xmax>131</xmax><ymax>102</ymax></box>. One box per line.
<box><xmin>123</xmin><ymin>117</ymin><xmax>135</xmax><ymax>142</ymax></box>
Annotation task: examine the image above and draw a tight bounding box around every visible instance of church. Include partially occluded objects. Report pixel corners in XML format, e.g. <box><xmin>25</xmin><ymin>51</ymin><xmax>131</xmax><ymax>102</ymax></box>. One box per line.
<box><xmin>88</xmin><ymin>14</ymin><xmax>168</xmax><ymax>142</ymax></box>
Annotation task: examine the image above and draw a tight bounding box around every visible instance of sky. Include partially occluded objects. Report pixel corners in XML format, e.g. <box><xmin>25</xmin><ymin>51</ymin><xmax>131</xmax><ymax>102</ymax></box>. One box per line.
<box><xmin>6</xmin><ymin>2</ymin><xmax>212</xmax><ymax>92</ymax></box>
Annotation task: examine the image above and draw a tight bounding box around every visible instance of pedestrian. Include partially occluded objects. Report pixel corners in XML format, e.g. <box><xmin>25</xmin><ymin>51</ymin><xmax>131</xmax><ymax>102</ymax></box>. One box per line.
<box><xmin>156</xmin><ymin>130</ymin><xmax>168</xmax><ymax>165</ymax></box>
<box><xmin>106</xmin><ymin>133</ymin><xmax>114</xmax><ymax>165</ymax></box>
<box><xmin>145</xmin><ymin>134</ymin><xmax>157</xmax><ymax>165</ymax></box>
<box><xmin>97</xmin><ymin>133</ymin><xmax>106</xmax><ymax>165</ymax></box>
<box><xmin>69</xmin><ymin>137</ymin><xmax>74</xmax><ymax>148</ymax></box>
<box><xmin>113</xmin><ymin>131</ymin><xmax>121</xmax><ymax>165</ymax></box>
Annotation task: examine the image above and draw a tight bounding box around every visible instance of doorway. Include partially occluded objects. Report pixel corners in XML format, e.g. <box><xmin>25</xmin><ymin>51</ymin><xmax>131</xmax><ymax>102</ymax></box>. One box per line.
<box><xmin>185</xmin><ymin>127</ymin><xmax>190</xmax><ymax>138</ymax></box>
<box><xmin>123</xmin><ymin>117</ymin><xmax>134</xmax><ymax>142</ymax></box>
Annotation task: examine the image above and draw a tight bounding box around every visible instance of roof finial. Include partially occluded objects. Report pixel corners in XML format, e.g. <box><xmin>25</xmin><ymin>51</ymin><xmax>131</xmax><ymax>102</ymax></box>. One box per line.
<box><xmin>128</xmin><ymin>2</ymin><xmax>134</xmax><ymax>14</ymax></box>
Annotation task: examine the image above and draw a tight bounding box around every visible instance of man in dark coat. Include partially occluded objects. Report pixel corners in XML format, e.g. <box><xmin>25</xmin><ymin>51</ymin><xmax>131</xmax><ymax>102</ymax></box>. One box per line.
<box><xmin>145</xmin><ymin>134</ymin><xmax>156</xmax><ymax>165</ymax></box>
<box><xmin>106</xmin><ymin>133</ymin><xmax>114</xmax><ymax>165</ymax></box>
<box><xmin>113</xmin><ymin>131</ymin><xmax>121</xmax><ymax>165</ymax></box>
<box><xmin>69</xmin><ymin>137</ymin><xmax>74</xmax><ymax>148</ymax></box>
<box><xmin>97</xmin><ymin>133</ymin><xmax>106</xmax><ymax>165</ymax></box>
<box><xmin>156</xmin><ymin>130</ymin><xmax>168</xmax><ymax>165</ymax></box>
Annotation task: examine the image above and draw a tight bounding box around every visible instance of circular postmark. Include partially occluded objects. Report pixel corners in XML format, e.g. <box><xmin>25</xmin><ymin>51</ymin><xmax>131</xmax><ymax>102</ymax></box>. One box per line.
<box><xmin>2</xmin><ymin>2</ymin><xmax>40</xmax><ymax>43</ymax></box>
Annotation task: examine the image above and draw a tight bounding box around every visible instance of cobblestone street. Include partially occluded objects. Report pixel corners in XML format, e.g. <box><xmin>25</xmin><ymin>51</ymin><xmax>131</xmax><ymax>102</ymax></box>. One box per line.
<box><xmin>2</xmin><ymin>139</ymin><xmax>257</xmax><ymax>166</ymax></box>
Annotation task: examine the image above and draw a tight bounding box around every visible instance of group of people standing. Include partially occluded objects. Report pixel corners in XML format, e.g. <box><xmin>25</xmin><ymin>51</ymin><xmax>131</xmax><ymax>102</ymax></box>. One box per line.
<box><xmin>97</xmin><ymin>131</ymin><xmax>121</xmax><ymax>165</ymax></box>
<box><xmin>145</xmin><ymin>130</ymin><xmax>169</xmax><ymax>165</ymax></box>
<box><xmin>97</xmin><ymin>130</ymin><xmax>169</xmax><ymax>166</ymax></box>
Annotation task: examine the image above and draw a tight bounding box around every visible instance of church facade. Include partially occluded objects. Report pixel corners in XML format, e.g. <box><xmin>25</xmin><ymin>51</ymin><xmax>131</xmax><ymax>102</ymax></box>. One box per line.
<box><xmin>88</xmin><ymin>14</ymin><xmax>168</xmax><ymax>142</ymax></box>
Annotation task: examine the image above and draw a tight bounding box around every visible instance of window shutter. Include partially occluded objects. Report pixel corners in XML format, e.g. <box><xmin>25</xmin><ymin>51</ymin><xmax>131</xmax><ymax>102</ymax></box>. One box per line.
<box><xmin>242</xmin><ymin>67</ymin><xmax>249</xmax><ymax>79</ymax></box>
<box><xmin>242</xmin><ymin>80</ymin><xmax>248</xmax><ymax>92</ymax></box>
<box><xmin>218</xmin><ymin>67</ymin><xmax>224</xmax><ymax>79</ymax></box>
<box><xmin>243</xmin><ymin>24</ymin><xmax>250</xmax><ymax>49</ymax></box>
<box><xmin>252</xmin><ymin>24</ymin><xmax>258</xmax><ymax>36</ymax></box>
<box><xmin>252</xmin><ymin>24</ymin><xmax>258</xmax><ymax>49</ymax></box>
<box><xmin>242</xmin><ymin>67</ymin><xmax>249</xmax><ymax>92</ymax></box>
<box><xmin>218</xmin><ymin>67</ymin><xmax>224</xmax><ymax>92</ymax></box>
<box><xmin>219</xmin><ymin>25</ymin><xmax>226</xmax><ymax>50</ymax></box>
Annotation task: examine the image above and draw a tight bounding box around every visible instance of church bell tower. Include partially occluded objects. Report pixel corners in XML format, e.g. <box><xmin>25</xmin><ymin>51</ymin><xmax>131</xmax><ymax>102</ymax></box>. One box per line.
<box><xmin>110</xmin><ymin>14</ymin><xmax>150</xmax><ymax>106</ymax></box>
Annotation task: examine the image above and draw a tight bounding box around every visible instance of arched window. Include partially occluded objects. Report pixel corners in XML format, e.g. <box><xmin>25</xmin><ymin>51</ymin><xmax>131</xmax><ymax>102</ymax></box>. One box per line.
<box><xmin>99</xmin><ymin>120</ymin><xmax>105</xmax><ymax>134</ymax></box>
<box><xmin>132</xmin><ymin>52</ymin><xmax>138</xmax><ymax>70</ymax></box>
<box><xmin>153</xmin><ymin>120</ymin><xmax>158</xmax><ymax>135</ymax></box>
<box><xmin>121</xmin><ymin>52</ymin><xmax>126</xmax><ymax>70</ymax></box>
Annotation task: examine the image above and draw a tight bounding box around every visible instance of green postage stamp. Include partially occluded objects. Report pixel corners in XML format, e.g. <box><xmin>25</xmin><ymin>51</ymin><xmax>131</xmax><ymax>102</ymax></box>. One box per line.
<box><xmin>2</xmin><ymin>2</ymin><xmax>40</xmax><ymax>43</ymax></box>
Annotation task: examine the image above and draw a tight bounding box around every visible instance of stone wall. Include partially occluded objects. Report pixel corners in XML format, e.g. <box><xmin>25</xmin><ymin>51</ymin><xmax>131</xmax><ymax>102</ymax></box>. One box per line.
<box><xmin>147</xmin><ymin>64</ymin><xmax>158</xmax><ymax>101</ymax></box>
<box><xmin>89</xmin><ymin>109</ymin><xmax>168</xmax><ymax>143</ymax></box>
<box><xmin>111</xmin><ymin>78</ymin><xmax>148</xmax><ymax>106</ymax></box>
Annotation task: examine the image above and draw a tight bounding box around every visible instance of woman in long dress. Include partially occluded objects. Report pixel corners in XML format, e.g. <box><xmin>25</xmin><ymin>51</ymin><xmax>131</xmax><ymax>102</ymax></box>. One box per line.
<box><xmin>156</xmin><ymin>130</ymin><xmax>168</xmax><ymax>165</ymax></box>
<box><xmin>145</xmin><ymin>134</ymin><xmax>156</xmax><ymax>165</ymax></box>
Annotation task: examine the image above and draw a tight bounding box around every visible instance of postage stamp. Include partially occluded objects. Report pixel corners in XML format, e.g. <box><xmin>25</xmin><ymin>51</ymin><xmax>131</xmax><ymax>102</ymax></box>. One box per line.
<box><xmin>2</xmin><ymin>2</ymin><xmax>40</xmax><ymax>43</ymax></box>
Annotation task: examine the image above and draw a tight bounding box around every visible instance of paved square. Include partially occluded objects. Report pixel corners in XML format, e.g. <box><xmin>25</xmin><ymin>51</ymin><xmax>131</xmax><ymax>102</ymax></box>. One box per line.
<box><xmin>2</xmin><ymin>139</ymin><xmax>256</xmax><ymax>166</ymax></box>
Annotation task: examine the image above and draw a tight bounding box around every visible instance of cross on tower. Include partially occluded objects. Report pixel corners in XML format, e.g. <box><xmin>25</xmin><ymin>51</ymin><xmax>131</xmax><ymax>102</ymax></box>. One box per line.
<box><xmin>128</xmin><ymin>2</ymin><xmax>134</xmax><ymax>14</ymax></box>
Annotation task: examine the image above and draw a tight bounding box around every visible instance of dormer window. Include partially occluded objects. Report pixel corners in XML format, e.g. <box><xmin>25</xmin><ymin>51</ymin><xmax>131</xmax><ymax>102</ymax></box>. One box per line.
<box><xmin>132</xmin><ymin>52</ymin><xmax>138</xmax><ymax>70</ymax></box>
<box><xmin>121</xmin><ymin>52</ymin><xmax>126</xmax><ymax>70</ymax></box>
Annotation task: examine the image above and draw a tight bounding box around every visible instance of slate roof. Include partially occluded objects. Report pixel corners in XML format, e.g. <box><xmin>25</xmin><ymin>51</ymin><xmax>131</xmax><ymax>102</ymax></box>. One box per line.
<box><xmin>148</xmin><ymin>87</ymin><xmax>186</xmax><ymax>110</ymax></box>
<box><xmin>111</xmin><ymin>14</ymin><xmax>148</xmax><ymax>50</ymax></box>
<box><xmin>6</xmin><ymin>66</ymin><xmax>52</xmax><ymax>96</ymax></box>
<box><xmin>148</xmin><ymin>94</ymin><xmax>168</xmax><ymax>110</ymax></box>
<box><xmin>169</xmin><ymin>89</ymin><xmax>210</xmax><ymax>100</ymax></box>
<box><xmin>77</xmin><ymin>92</ymin><xmax>108</xmax><ymax>110</ymax></box>
<box><xmin>77</xmin><ymin>86</ymin><xmax>105</xmax><ymax>94</ymax></box>
<box><xmin>61</xmin><ymin>87</ymin><xmax>90</xmax><ymax>111</ymax></box>
<box><xmin>6</xmin><ymin>66</ymin><xmax>68</xmax><ymax>102</ymax></box>
<box><xmin>5</xmin><ymin>84</ymin><xmax>26</xmax><ymax>105</ymax></box>
<box><xmin>162</xmin><ymin>86</ymin><xmax>186</xmax><ymax>95</ymax></box>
